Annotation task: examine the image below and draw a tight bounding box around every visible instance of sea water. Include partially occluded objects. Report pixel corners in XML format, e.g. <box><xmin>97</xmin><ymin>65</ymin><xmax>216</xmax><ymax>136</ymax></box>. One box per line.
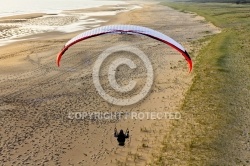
<box><xmin>0</xmin><ymin>0</ymin><xmax>125</xmax><ymax>17</ymax></box>
<box><xmin>0</xmin><ymin>0</ymin><xmax>136</xmax><ymax>46</ymax></box>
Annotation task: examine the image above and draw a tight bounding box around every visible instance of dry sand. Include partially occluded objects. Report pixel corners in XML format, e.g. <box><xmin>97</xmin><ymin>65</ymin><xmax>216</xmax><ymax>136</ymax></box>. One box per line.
<box><xmin>0</xmin><ymin>2</ymin><xmax>220</xmax><ymax>166</ymax></box>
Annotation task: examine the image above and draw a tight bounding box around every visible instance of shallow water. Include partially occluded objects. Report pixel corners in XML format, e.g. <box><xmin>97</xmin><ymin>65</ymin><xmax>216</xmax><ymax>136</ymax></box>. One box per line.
<box><xmin>0</xmin><ymin>0</ymin><xmax>125</xmax><ymax>17</ymax></box>
<box><xmin>0</xmin><ymin>1</ymin><xmax>142</xmax><ymax>46</ymax></box>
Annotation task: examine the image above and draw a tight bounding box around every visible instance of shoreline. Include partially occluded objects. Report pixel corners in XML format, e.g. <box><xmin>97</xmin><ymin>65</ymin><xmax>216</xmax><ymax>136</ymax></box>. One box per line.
<box><xmin>0</xmin><ymin>0</ymin><xmax>128</xmax><ymax>18</ymax></box>
<box><xmin>0</xmin><ymin>2</ymin><xmax>221</xmax><ymax>165</ymax></box>
<box><xmin>0</xmin><ymin>3</ymin><xmax>140</xmax><ymax>47</ymax></box>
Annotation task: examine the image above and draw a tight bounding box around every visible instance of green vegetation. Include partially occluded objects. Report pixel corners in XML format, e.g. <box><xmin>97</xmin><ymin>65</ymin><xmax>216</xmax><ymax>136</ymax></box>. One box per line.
<box><xmin>152</xmin><ymin>2</ymin><xmax>250</xmax><ymax>165</ymax></box>
<box><xmin>166</xmin><ymin>0</ymin><xmax>250</xmax><ymax>3</ymax></box>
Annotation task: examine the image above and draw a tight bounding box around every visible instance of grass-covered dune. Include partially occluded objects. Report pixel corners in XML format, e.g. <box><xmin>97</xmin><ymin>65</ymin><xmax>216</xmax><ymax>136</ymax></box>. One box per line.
<box><xmin>171</xmin><ymin>0</ymin><xmax>250</xmax><ymax>3</ymax></box>
<box><xmin>151</xmin><ymin>2</ymin><xmax>250</xmax><ymax>165</ymax></box>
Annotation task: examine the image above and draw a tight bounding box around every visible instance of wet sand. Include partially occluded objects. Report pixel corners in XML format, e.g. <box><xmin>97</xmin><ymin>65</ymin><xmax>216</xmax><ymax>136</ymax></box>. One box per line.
<box><xmin>0</xmin><ymin>2</ymin><xmax>220</xmax><ymax>165</ymax></box>
<box><xmin>0</xmin><ymin>4</ymin><xmax>139</xmax><ymax>45</ymax></box>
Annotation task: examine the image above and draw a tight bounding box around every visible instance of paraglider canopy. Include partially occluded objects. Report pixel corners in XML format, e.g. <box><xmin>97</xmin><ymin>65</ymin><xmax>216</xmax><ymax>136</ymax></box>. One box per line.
<box><xmin>56</xmin><ymin>25</ymin><xmax>192</xmax><ymax>72</ymax></box>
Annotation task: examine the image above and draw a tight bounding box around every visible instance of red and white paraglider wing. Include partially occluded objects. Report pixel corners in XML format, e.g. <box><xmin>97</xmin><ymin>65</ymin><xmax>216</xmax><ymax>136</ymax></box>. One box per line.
<box><xmin>57</xmin><ymin>25</ymin><xmax>192</xmax><ymax>72</ymax></box>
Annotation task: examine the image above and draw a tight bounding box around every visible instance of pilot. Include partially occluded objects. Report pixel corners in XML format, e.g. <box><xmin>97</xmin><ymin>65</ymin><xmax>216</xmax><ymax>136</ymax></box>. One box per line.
<box><xmin>114</xmin><ymin>128</ymin><xmax>129</xmax><ymax>146</ymax></box>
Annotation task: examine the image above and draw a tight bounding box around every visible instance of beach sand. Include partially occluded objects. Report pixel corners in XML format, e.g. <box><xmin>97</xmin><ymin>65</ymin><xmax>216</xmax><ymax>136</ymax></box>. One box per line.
<box><xmin>0</xmin><ymin>2</ymin><xmax>220</xmax><ymax>165</ymax></box>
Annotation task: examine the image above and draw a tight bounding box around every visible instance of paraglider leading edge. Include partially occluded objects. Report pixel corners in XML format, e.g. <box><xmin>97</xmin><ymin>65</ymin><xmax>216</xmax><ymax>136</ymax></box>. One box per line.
<box><xmin>56</xmin><ymin>25</ymin><xmax>193</xmax><ymax>72</ymax></box>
